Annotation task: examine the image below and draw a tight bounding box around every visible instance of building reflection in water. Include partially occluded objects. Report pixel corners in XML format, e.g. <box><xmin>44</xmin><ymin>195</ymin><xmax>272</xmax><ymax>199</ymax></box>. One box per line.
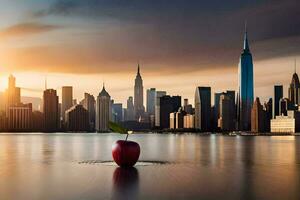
<box><xmin>112</xmin><ymin>167</ymin><xmax>139</xmax><ymax>200</ymax></box>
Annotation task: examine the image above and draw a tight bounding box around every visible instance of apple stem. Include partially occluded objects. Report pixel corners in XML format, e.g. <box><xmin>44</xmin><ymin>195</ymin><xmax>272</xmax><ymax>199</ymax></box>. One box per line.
<box><xmin>125</xmin><ymin>133</ymin><xmax>129</xmax><ymax>141</ymax></box>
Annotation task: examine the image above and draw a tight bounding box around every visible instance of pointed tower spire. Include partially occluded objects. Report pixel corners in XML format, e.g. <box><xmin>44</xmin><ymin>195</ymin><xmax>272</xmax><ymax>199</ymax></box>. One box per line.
<box><xmin>243</xmin><ymin>21</ymin><xmax>250</xmax><ymax>52</ymax></box>
<box><xmin>295</xmin><ymin>58</ymin><xmax>297</xmax><ymax>74</ymax></box>
<box><xmin>137</xmin><ymin>62</ymin><xmax>140</xmax><ymax>75</ymax></box>
<box><xmin>45</xmin><ymin>75</ymin><xmax>47</xmax><ymax>90</ymax></box>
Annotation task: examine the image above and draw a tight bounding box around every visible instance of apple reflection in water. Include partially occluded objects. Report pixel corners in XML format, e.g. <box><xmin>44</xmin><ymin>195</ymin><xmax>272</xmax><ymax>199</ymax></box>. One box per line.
<box><xmin>113</xmin><ymin>167</ymin><xmax>139</xmax><ymax>199</ymax></box>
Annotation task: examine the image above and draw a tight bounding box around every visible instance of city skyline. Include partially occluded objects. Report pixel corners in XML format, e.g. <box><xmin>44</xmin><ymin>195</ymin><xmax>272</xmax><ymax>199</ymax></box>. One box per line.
<box><xmin>0</xmin><ymin>1</ymin><xmax>299</xmax><ymax>105</ymax></box>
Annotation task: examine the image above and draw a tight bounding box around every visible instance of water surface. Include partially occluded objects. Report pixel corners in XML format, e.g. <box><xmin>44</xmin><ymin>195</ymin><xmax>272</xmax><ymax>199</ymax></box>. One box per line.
<box><xmin>0</xmin><ymin>133</ymin><xmax>299</xmax><ymax>200</ymax></box>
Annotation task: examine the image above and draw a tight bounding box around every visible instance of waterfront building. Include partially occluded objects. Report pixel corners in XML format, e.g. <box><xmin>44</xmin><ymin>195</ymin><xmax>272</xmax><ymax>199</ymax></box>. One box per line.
<box><xmin>288</xmin><ymin>71</ymin><xmax>300</xmax><ymax>106</ymax></box>
<box><xmin>184</xmin><ymin>114</ymin><xmax>195</xmax><ymax>129</ymax></box>
<box><xmin>169</xmin><ymin>112</ymin><xmax>176</xmax><ymax>129</ymax></box>
<box><xmin>238</xmin><ymin>25</ymin><xmax>254</xmax><ymax>131</ymax></box>
<box><xmin>32</xmin><ymin>111</ymin><xmax>44</xmax><ymax>132</ymax></box>
<box><xmin>160</xmin><ymin>95</ymin><xmax>181</xmax><ymax>129</ymax></box>
<box><xmin>134</xmin><ymin>64</ymin><xmax>145</xmax><ymax>120</ymax></box>
<box><xmin>155</xmin><ymin>91</ymin><xmax>167</xmax><ymax>127</ymax></box>
<box><xmin>264</xmin><ymin>98</ymin><xmax>272</xmax><ymax>132</ymax></box>
<box><xmin>218</xmin><ymin>91</ymin><xmax>235</xmax><ymax>131</ymax></box>
<box><xmin>125</xmin><ymin>96</ymin><xmax>134</xmax><ymax>121</ymax></box>
<box><xmin>80</xmin><ymin>93</ymin><xmax>96</xmax><ymax>130</ymax></box>
<box><xmin>7</xmin><ymin>103</ymin><xmax>32</xmax><ymax>131</ymax></box>
<box><xmin>112</xmin><ymin>103</ymin><xmax>123</xmax><ymax>123</ymax></box>
<box><xmin>195</xmin><ymin>87</ymin><xmax>211</xmax><ymax>131</ymax></box>
<box><xmin>279</xmin><ymin>98</ymin><xmax>294</xmax><ymax>116</ymax></box>
<box><xmin>61</xmin><ymin>86</ymin><xmax>73</xmax><ymax>121</ymax></box>
<box><xmin>273</xmin><ymin>85</ymin><xmax>283</xmax><ymax>118</ymax></box>
<box><xmin>65</xmin><ymin>104</ymin><xmax>89</xmax><ymax>132</ymax></box>
<box><xmin>251</xmin><ymin>97</ymin><xmax>268</xmax><ymax>133</ymax></box>
<box><xmin>271</xmin><ymin>111</ymin><xmax>295</xmax><ymax>134</ymax></box>
<box><xmin>213</xmin><ymin>93</ymin><xmax>222</xmax><ymax>130</ymax></box>
<box><xmin>176</xmin><ymin>108</ymin><xmax>186</xmax><ymax>129</ymax></box>
<box><xmin>4</xmin><ymin>75</ymin><xmax>21</xmax><ymax>114</ymax></box>
<box><xmin>43</xmin><ymin>89</ymin><xmax>59</xmax><ymax>132</ymax></box>
<box><xmin>96</xmin><ymin>86</ymin><xmax>111</xmax><ymax>132</ymax></box>
<box><xmin>146</xmin><ymin>88</ymin><xmax>156</xmax><ymax>115</ymax></box>
<box><xmin>183</xmin><ymin>99</ymin><xmax>193</xmax><ymax>114</ymax></box>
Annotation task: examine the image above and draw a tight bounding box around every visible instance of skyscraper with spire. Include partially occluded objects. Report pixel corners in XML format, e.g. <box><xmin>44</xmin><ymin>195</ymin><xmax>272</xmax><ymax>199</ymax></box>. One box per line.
<box><xmin>238</xmin><ymin>24</ymin><xmax>254</xmax><ymax>131</ymax></box>
<box><xmin>288</xmin><ymin>59</ymin><xmax>300</xmax><ymax>106</ymax></box>
<box><xmin>96</xmin><ymin>84</ymin><xmax>111</xmax><ymax>132</ymax></box>
<box><xmin>134</xmin><ymin>64</ymin><xmax>145</xmax><ymax>121</ymax></box>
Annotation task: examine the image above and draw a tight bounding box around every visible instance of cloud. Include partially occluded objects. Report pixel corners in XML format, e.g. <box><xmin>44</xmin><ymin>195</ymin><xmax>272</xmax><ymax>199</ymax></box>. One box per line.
<box><xmin>0</xmin><ymin>22</ymin><xmax>61</xmax><ymax>39</ymax></box>
<box><xmin>1</xmin><ymin>0</ymin><xmax>297</xmax><ymax>75</ymax></box>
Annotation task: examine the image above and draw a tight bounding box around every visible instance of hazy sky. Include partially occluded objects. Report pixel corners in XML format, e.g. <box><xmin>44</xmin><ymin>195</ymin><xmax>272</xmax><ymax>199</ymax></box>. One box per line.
<box><xmin>0</xmin><ymin>0</ymin><xmax>299</xmax><ymax>105</ymax></box>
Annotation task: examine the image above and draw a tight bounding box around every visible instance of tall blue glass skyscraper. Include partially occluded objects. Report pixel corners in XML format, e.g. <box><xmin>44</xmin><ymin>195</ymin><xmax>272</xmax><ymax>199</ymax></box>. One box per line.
<box><xmin>238</xmin><ymin>26</ymin><xmax>254</xmax><ymax>131</ymax></box>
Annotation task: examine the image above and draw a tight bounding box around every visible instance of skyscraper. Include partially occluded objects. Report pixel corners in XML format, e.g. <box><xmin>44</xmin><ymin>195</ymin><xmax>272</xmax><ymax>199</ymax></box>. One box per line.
<box><xmin>218</xmin><ymin>91</ymin><xmax>235</xmax><ymax>131</ymax></box>
<box><xmin>7</xmin><ymin>103</ymin><xmax>32</xmax><ymax>131</ymax></box>
<box><xmin>195</xmin><ymin>87</ymin><xmax>211</xmax><ymax>131</ymax></box>
<box><xmin>112</xmin><ymin>103</ymin><xmax>123</xmax><ymax>123</ymax></box>
<box><xmin>43</xmin><ymin>89</ymin><xmax>59</xmax><ymax>132</ymax></box>
<box><xmin>273</xmin><ymin>85</ymin><xmax>283</xmax><ymax>118</ymax></box>
<box><xmin>125</xmin><ymin>96</ymin><xmax>134</xmax><ymax>121</ymax></box>
<box><xmin>96</xmin><ymin>85</ymin><xmax>111</xmax><ymax>132</ymax></box>
<box><xmin>146</xmin><ymin>88</ymin><xmax>156</xmax><ymax>115</ymax></box>
<box><xmin>134</xmin><ymin>64</ymin><xmax>145</xmax><ymax>120</ymax></box>
<box><xmin>155</xmin><ymin>91</ymin><xmax>167</xmax><ymax>127</ymax></box>
<box><xmin>213</xmin><ymin>93</ymin><xmax>222</xmax><ymax>131</ymax></box>
<box><xmin>159</xmin><ymin>95</ymin><xmax>181</xmax><ymax>129</ymax></box>
<box><xmin>65</xmin><ymin>104</ymin><xmax>89</xmax><ymax>132</ymax></box>
<box><xmin>80</xmin><ymin>93</ymin><xmax>96</xmax><ymax>131</ymax></box>
<box><xmin>61</xmin><ymin>86</ymin><xmax>73</xmax><ymax>121</ymax></box>
<box><xmin>251</xmin><ymin>97</ymin><xmax>267</xmax><ymax>133</ymax></box>
<box><xmin>238</xmin><ymin>25</ymin><xmax>254</xmax><ymax>131</ymax></box>
<box><xmin>288</xmin><ymin>71</ymin><xmax>300</xmax><ymax>106</ymax></box>
<box><xmin>4</xmin><ymin>74</ymin><xmax>21</xmax><ymax>114</ymax></box>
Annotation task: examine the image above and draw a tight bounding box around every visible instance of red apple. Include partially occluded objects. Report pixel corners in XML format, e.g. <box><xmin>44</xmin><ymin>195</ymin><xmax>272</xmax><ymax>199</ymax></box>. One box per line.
<box><xmin>112</xmin><ymin>140</ymin><xmax>140</xmax><ymax>167</ymax></box>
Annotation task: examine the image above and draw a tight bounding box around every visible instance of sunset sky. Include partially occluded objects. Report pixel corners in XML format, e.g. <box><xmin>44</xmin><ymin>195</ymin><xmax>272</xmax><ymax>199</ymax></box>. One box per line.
<box><xmin>0</xmin><ymin>0</ymin><xmax>299</xmax><ymax>105</ymax></box>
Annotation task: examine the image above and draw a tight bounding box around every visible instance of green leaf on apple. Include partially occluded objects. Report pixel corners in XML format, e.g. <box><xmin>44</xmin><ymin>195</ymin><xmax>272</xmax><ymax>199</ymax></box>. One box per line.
<box><xmin>109</xmin><ymin>121</ymin><xmax>128</xmax><ymax>134</ymax></box>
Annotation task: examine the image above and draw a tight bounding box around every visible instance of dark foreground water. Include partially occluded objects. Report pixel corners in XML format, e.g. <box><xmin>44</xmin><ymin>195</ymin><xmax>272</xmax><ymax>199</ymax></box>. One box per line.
<box><xmin>0</xmin><ymin>133</ymin><xmax>300</xmax><ymax>200</ymax></box>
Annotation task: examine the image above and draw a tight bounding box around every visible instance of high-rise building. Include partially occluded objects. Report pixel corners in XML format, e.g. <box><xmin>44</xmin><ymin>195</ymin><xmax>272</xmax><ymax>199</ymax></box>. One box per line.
<box><xmin>155</xmin><ymin>91</ymin><xmax>167</xmax><ymax>127</ymax></box>
<box><xmin>238</xmin><ymin>25</ymin><xmax>254</xmax><ymax>131</ymax></box>
<box><xmin>4</xmin><ymin>75</ymin><xmax>21</xmax><ymax>114</ymax></box>
<box><xmin>32</xmin><ymin>111</ymin><xmax>44</xmax><ymax>132</ymax></box>
<box><xmin>213</xmin><ymin>93</ymin><xmax>222</xmax><ymax>130</ymax></box>
<box><xmin>125</xmin><ymin>96</ymin><xmax>134</xmax><ymax>121</ymax></box>
<box><xmin>112</xmin><ymin>103</ymin><xmax>123</xmax><ymax>123</ymax></box>
<box><xmin>273</xmin><ymin>85</ymin><xmax>283</xmax><ymax>118</ymax></box>
<box><xmin>169</xmin><ymin>112</ymin><xmax>176</xmax><ymax>129</ymax></box>
<box><xmin>183</xmin><ymin>99</ymin><xmax>193</xmax><ymax>114</ymax></box>
<box><xmin>184</xmin><ymin>114</ymin><xmax>195</xmax><ymax>129</ymax></box>
<box><xmin>146</xmin><ymin>88</ymin><xmax>156</xmax><ymax>115</ymax></box>
<box><xmin>159</xmin><ymin>95</ymin><xmax>181</xmax><ymax>129</ymax></box>
<box><xmin>134</xmin><ymin>64</ymin><xmax>145</xmax><ymax>120</ymax></box>
<box><xmin>65</xmin><ymin>104</ymin><xmax>89</xmax><ymax>132</ymax></box>
<box><xmin>176</xmin><ymin>108</ymin><xmax>186</xmax><ymax>129</ymax></box>
<box><xmin>195</xmin><ymin>87</ymin><xmax>211</xmax><ymax>131</ymax></box>
<box><xmin>96</xmin><ymin>86</ymin><xmax>111</xmax><ymax>132</ymax></box>
<box><xmin>271</xmin><ymin>111</ymin><xmax>295</xmax><ymax>134</ymax></box>
<box><xmin>80</xmin><ymin>93</ymin><xmax>96</xmax><ymax>131</ymax></box>
<box><xmin>279</xmin><ymin>98</ymin><xmax>294</xmax><ymax>116</ymax></box>
<box><xmin>61</xmin><ymin>86</ymin><xmax>73</xmax><ymax>121</ymax></box>
<box><xmin>218</xmin><ymin>91</ymin><xmax>235</xmax><ymax>131</ymax></box>
<box><xmin>251</xmin><ymin>97</ymin><xmax>267</xmax><ymax>133</ymax></box>
<box><xmin>264</xmin><ymin>98</ymin><xmax>272</xmax><ymax>132</ymax></box>
<box><xmin>288</xmin><ymin>71</ymin><xmax>300</xmax><ymax>106</ymax></box>
<box><xmin>7</xmin><ymin>103</ymin><xmax>32</xmax><ymax>131</ymax></box>
<box><xmin>169</xmin><ymin>108</ymin><xmax>186</xmax><ymax>130</ymax></box>
<box><xmin>43</xmin><ymin>89</ymin><xmax>59</xmax><ymax>132</ymax></box>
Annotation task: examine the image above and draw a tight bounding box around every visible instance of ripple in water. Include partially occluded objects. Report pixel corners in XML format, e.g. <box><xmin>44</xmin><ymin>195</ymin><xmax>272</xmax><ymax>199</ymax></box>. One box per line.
<box><xmin>78</xmin><ymin>160</ymin><xmax>172</xmax><ymax>166</ymax></box>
